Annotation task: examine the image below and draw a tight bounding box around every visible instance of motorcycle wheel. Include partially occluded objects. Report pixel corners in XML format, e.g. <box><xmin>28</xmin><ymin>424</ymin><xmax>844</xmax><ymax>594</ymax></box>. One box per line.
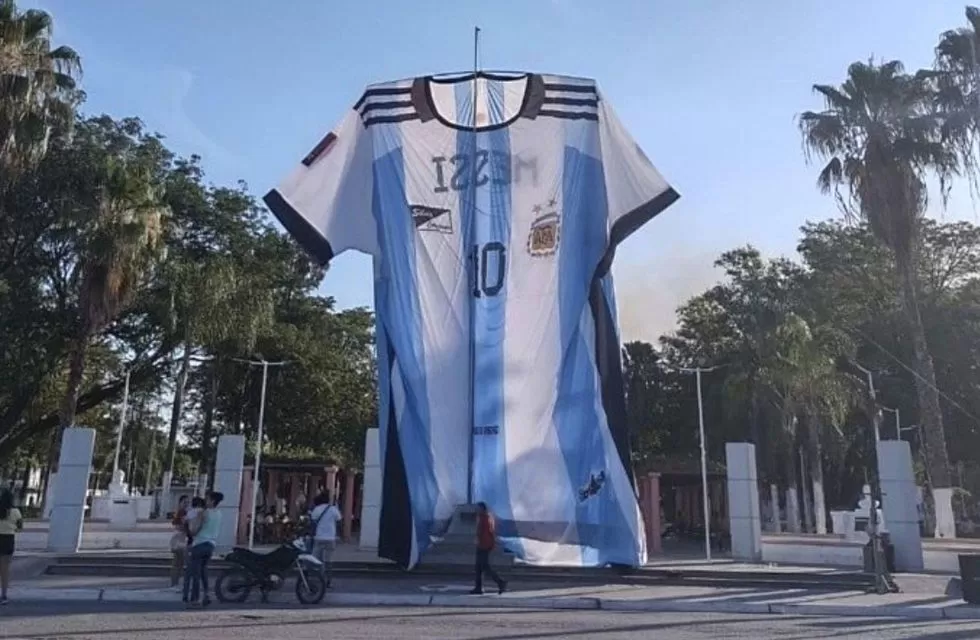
<box><xmin>295</xmin><ymin>571</ymin><xmax>326</xmax><ymax>605</ymax></box>
<box><xmin>216</xmin><ymin>568</ymin><xmax>252</xmax><ymax>603</ymax></box>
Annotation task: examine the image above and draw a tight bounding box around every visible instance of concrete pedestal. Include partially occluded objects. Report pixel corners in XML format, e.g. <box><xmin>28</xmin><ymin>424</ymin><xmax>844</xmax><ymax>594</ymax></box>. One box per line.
<box><xmin>47</xmin><ymin>428</ymin><xmax>96</xmax><ymax>552</ymax></box>
<box><xmin>725</xmin><ymin>442</ymin><xmax>762</xmax><ymax>562</ymax></box>
<box><xmin>104</xmin><ymin>470</ymin><xmax>137</xmax><ymax>530</ymax></box>
<box><xmin>359</xmin><ymin>428</ymin><xmax>382</xmax><ymax>550</ymax></box>
<box><xmin>877</xmin><ymin>441</ymin><xmax>924</xmax><ymax>571</ymax></box>
<box><xmin>213</xmin><ymin>435</ymin><xmax>245</xmax><ymax>550</ymax></box>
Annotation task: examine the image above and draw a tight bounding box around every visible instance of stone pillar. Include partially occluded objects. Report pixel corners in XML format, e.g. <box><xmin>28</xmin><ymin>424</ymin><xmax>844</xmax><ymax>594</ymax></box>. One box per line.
<box><xmin>266</xmin><ymin>470</ymin><xmax>279</xmax><ymax>515</ymax></box>
<box><xmin>325</xmin><ymin>465</ymin><xmax>339</xmax><ymax>504</ymax></box>
<box><xmin>47</xmin><ymin>428</ymin><xmax>96</xmax><ymax>552</ymax></box>
<box><xmin>877</xmin><ymin>440</ymin><xmax>924</xmax><ymax>571</ymax></box>
<box><xmin>342</xmin><ymin>469</ymin><xmax>356</xmax><ymax>541</ymax></box>
<box><xmin>725</xmin><ymin>443</ymin><xmax>762</xmax><ymax>562</ymax></box>
<box><xmin>359</xmin><ymin>428</ymin><xmax>382</xmax><ymax>550</ymax></box>
<box><xmin>213</xmin><ymin>435</ymin><xmax>245</xmax><ymax>550</ymax></box>
<box><xmin>288</xmin><ymin>473</ymin><xmax>302</xmax><ymax>519</ymax></box>
<box><xmin>239</xmin><ymin>467</ymin><xmax>253</xmax><ymax>546</ymax></box>
<box><xmin>306</xmin><ymin>474</ymin><xmax>316</xmax><ymax>502</ymax></box>
<box><xmin>645</xmin><ymin>472</ymin><xmax>662</xmax><ymax>555</ymax></box>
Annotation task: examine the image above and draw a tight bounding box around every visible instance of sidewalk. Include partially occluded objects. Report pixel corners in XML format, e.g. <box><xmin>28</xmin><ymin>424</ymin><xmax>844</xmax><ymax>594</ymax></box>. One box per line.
<box><xmin>6</xmin><ymin>574</ymin><xmax>979</xmax><ymax>621</ymax></box>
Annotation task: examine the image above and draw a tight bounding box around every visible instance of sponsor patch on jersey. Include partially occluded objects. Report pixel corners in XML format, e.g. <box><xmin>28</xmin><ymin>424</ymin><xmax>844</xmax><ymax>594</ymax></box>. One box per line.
<box><xmin>527</xmin><ymin>202</ymin><xmax>560</xmax><ymax>256</ymax></box>
<box><xmin>301</xmin><ymin>132</ymin><xmax>338</xmax><ymax>167</ymax></box>
<box><xmin>410</xmin><ymin>204</ymin><xmax>453</xmax><ymax>233</ymax></box>
<box><xmin>578</xmin><ymin>470</ymin><xmax>606</xmax><ymax>502</ymax></box>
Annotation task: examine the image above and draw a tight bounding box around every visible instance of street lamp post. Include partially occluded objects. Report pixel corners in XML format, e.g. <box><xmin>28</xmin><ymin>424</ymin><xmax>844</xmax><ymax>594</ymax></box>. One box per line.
<box><xmin>111</xmin><ymin>370</ymin><xmax>131</xmax><ymax>478</ymax></box>
<box><xmin>676</xmin><ymin>364</ymin><xmax>723</xmax><ymax>562</ymax></box>
<box><xmin>854</xmin><ymin>362</ymin><xmax>880</xmax><ymax>442</ymax></box>
<box><xmin>233</xmin><ymin>358</ymin><xmax>289</xmax><ymax>549</ymax></box>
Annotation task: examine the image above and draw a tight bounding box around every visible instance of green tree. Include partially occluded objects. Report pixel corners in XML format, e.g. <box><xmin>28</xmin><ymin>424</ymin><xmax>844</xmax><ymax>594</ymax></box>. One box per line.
<box><xmin>0</xmin><ymin>0</ymin><xmax>80</xmax><ymax>181</ymax></box>
<box><xmin>52</xmin><ymin>119</ymin><xmax>169</xmax><ymax>472</ymax></box>
<box><xmin>798</xmin><ymin>59</ymin><xmax>958</xmax><ymax>535</ymax></box>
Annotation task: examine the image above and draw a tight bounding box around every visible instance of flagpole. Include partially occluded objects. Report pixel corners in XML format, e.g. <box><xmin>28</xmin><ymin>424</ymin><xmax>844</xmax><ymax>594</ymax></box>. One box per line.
<box><xmin>466</xmin><ymin>25</ymin><xmax>481</xmax><ymax>506</ymax></box>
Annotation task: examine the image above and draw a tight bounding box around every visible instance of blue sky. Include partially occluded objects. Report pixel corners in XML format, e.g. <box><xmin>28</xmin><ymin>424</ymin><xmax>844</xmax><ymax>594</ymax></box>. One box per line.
<box><xmin>22</xmin><ymin>0</ymin><xmax>978</xmax><ymax>341</ymax></box>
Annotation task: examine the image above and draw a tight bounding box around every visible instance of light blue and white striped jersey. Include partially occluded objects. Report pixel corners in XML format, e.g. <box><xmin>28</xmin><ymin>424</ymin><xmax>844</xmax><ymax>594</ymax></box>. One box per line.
<box><xmin>265</xmin><ymin>72</ymin><xmax>679</xmax><ymax>570</ymax></box>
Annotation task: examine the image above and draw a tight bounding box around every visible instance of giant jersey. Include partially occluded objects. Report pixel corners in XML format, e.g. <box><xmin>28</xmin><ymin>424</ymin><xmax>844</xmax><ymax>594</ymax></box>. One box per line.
<box><xmin>265</xmin><ymin>72</ymin><xmax>679</xmax><ymax>570</ymax></box>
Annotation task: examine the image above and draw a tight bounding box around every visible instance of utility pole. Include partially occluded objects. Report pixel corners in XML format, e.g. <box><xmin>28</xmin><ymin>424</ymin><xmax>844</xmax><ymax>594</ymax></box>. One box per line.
<box><xmin>854</xmin><ymin>361</ymin><xmax>897</xmax><ymax>594</ymax></box>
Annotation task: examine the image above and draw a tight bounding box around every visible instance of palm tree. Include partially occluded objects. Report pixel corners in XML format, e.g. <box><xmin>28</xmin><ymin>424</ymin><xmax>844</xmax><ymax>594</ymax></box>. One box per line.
<box><xmin>54</xmin><ymin>157</ymin><xmax>167</xmax><ymax>468</ymax></box>
<box><xmin>760</xmin><ymin>313</ymin><xmax>856</xmax><ymax>534</ymax></box>
<box><xmin>934</xmin><ymin>7</ymin><xmax>980</xmax><ymax>194</ymax></box>
<box><xmin>160</xmin><ymin>257</ymin><xmax>237</xmax><ymax>483</ymax></box>
<box><xmin>798</xmin><ymin>59</ymin><xmax>958</xmax><ymax>537</ymax></box>
<box><xmin>0</xmin><ymin>0</ymin><xmax>81</xmax><ymax>181</ymax></box>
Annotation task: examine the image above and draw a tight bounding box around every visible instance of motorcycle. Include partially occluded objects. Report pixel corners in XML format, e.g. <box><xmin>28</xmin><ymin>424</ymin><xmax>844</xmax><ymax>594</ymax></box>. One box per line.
<box><xmin>216</xmin><ymin>538</ymin><xmax>326</xmax><ymax>605</ymax></box>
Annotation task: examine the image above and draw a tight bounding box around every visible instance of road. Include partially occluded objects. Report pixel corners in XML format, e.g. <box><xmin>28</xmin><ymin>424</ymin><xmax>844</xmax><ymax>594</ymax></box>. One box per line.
<box><xmin>2</xmin><ymin>603</ymin><xmax>980</xmax><ymax>639</ymax></box>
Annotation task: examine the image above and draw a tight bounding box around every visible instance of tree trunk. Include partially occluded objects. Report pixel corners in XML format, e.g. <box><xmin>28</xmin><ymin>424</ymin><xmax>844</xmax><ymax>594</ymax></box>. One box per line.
<box><xmin>750</xmin><ymin>386</ymin><xmax>767</xmax><ymax>476</ymax></box>
<box><xmin>18</xmin><ymin>464</ymin><xmax>30</xmax><ymax>502</ymax></box>
<box><xmin>799</xmin><ymin>446</ymin><xmax>814</xmax><ymax>533</ymax></box>
<box><xmin>48</xmin><ymin>335</ymin><xmax>89</xmax><ymax>480</ymax></box>
<box><xmin>783</xmin><ymin>441</ymin><xmax>801</xmax><ymax>534</ymax></box>
<box><xmin>896</xmin><ymin>255</ymin><xmax>954</xmax><ymax>538</ymax></box>
<box><xmin>199</xmin><ymin>356</ymin><xmax>220</xmax><ymax>479</ymax></box>
<box><xmin>769</xmin><ymin>483</ymin><xmax>782</xmax><ymax>533</ymax></box>
<box><xmin>806</xmin><ymin>418</ymin><xmax>828</xmax><ymax>534</ymax></box>
<box><xmin>164</xmin><ymin>342</ymin><xmax>192</xmax><ymax>477</ymax></box>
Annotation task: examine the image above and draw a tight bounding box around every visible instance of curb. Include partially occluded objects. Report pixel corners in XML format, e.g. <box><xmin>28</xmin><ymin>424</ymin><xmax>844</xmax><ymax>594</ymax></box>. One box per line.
<box><xmin>7</xmin><ymin>588</ymin><xmax>980</xmax><ymax>621</ymax></box>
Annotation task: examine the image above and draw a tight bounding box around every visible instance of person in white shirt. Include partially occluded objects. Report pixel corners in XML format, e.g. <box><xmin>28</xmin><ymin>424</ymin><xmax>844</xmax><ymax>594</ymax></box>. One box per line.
<box><xmin>308</xmin><ymin>493</ymin><xmax>342</xmax><ymax>587</ymax></box>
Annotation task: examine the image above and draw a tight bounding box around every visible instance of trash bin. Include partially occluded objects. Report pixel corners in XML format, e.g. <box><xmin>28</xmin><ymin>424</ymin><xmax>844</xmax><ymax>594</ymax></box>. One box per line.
<box><xmin>959</xmin><ymin>555</ymin><xmax>980</xmax><ymax>605</ymax></box>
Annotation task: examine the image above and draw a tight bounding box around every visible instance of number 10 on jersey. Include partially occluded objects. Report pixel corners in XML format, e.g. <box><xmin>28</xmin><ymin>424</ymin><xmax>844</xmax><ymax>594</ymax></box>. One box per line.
<box><xmin>470</xmin><ymin>242</ymin><xmax>506</xmax><ymax>298</ymax></box>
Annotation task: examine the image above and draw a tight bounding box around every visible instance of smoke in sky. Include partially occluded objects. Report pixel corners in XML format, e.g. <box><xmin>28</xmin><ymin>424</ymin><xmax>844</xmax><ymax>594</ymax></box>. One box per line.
<box><xmin>613</xmin><ymin>247</ymin><xmax>721</xmax><ymax>345</ymax></box>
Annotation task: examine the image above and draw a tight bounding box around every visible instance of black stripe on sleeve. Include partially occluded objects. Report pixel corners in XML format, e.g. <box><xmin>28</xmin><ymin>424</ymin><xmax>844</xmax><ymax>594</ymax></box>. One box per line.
<box><xmin>263</xmin><ymin>189</ymin><xmax>335</xmax><ymax>266</ymax></box>
<box><xmin>542</xmin><ymin>82</ymin><xmax>597</xmax><ymax>94</ymax></box>
<box><xmin>363</xmin><ymin>113</ymin><xmax>421</xmax><ymax>128</ymax></box>
<box><xmin>360</xmin><ymin>99</ymin><xmax>414</xmax><ymax>116</ymax></box>
<box><xmin>537</xmin><ymin>109</ymin><xmax>599</xmax><ymax>121</ymax></box>
<box><xmin>542</xmin><ymin>96</ymin><xmax>598</xmax><ymax>108</ymax></box>
<box><xmin>353</xmin><ymin>86</ymin><xmax>413</xmax><ymax>111</ymax></box>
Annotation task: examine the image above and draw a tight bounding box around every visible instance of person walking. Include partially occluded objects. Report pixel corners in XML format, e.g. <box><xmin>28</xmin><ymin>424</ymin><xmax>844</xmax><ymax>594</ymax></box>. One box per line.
<box><xmin>471</xmin><ymin>502</ymin><xmax>506</xmax><ymax>595</ymax></box>
<box><xmin>308</xmin><ymin>493</ymin><xmax>341</xmax><ymax>588</ymax></box>
<box><xmin>0</xmin><ymin>488</ymin><xmax>24</xmax><ymax>605</ymax></box>
<box><xmin>183</xmin><ymin>491</ymin><xmax>223</xmax><ymax>607</ymax></box>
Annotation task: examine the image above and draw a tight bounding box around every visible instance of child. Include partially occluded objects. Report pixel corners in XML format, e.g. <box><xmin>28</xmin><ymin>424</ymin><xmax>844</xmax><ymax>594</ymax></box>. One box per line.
<box><xmin>185</xmin><ymin>497</ymin><xmax>205</xmax><ymax>546</ymax></box>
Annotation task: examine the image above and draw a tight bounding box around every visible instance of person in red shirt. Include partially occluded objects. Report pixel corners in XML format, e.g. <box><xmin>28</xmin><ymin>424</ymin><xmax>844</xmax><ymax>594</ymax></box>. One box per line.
<box><xmin>471</xmin><ymin>502</ymin><xmax>506</xmax><ymax>595</ymax></box>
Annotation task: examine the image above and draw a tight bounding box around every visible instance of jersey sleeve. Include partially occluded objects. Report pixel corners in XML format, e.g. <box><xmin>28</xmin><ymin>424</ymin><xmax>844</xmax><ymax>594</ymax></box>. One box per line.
<box><xmin>263</xmin><ymin>108</ymin><xmax>377</xmax><ymax>265</ymax></box>
<box><xmin>597</xmin><ymin>93</ymin><xmax>679</xmax><ymax>251</ymax></box>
